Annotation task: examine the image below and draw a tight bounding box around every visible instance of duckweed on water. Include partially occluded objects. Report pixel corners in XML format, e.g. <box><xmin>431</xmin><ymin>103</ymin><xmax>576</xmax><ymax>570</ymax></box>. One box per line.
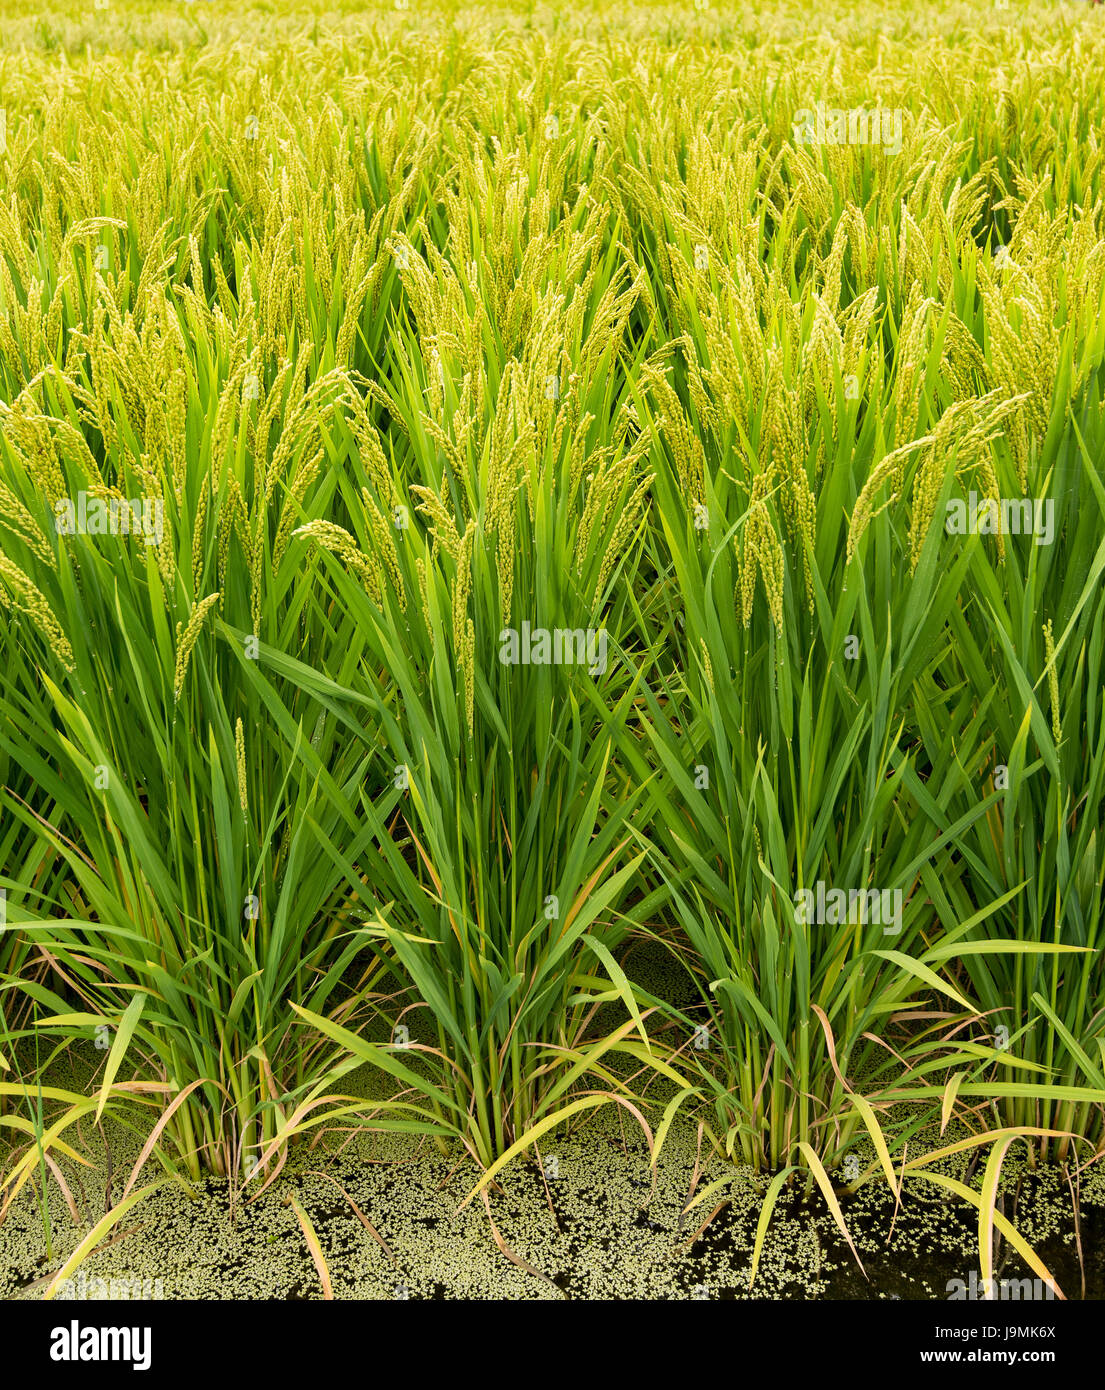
<box><xmin>2</xmin><ymin>1051</ymin><xmax>1101</xmax><ymax>1301</ymax></box>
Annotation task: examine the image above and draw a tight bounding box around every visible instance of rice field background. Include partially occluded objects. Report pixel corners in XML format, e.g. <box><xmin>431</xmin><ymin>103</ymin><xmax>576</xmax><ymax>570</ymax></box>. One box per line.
<box><xmin>1</xmin><ymin>0</ymin><xmax>1105</xmax><ymax>1309</ymax></box>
